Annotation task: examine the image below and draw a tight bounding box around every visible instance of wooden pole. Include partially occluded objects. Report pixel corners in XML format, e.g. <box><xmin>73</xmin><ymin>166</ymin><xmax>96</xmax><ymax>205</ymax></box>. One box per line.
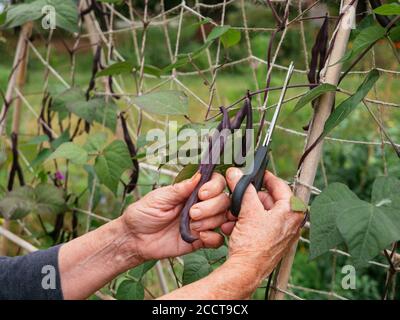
<box><xmin>0</xmin><ymin>22</ymin><xmax>33</xmax><ymax>256</ymax></box>
<box><xmin>0</xmin><ymin>22</ymin><xmax>33</xmax><ymax>135</ymax></box>
<box><xmin>269</xmin><ymin>0</ymin><xmax>358</xmax><ymax>300</ymax></box>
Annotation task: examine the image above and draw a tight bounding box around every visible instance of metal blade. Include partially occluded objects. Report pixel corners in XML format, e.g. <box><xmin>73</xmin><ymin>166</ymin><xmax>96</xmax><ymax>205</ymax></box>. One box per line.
<box><xmin>262</xmin><ymin>62</ymin><xmax>295</xmax><ymax>147</ymax></box>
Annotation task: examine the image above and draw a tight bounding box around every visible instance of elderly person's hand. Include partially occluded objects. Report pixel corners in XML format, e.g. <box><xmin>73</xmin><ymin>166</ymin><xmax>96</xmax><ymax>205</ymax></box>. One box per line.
<box><xmin>223</xmin><ymin>168</ymin><xmax>303</xmax><ymax>272</ymax></box>
<box><xmin>122</xmin><ymin>172</ymin><xmax>230</xmax><ymax>261</ymax></box>
<box><xmin>160</xmin><ymin>168</ymin><xmax>304</xmax><ymax>300</ymax></box>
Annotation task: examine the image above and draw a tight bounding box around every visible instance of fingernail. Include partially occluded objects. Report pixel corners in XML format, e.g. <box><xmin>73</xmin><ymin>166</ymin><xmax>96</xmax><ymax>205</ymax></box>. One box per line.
<box><xmin>190</xmin><ymin>208</ymin><xmax>201</xmax><ymax>219</ymax></box>
<box><xmin>191</xmin><ymin>221</ymin><xmax>203</xmax><ymax>230</ymax></box>
<box><xmin>200</xmin><ymin>190</ymin><xmax>209</xmax><ymax>198</ymax></box>
<box><xmin>191</xmin><ymin>172</ymin><xmax>201</xmax><ymax>181</ymax></box>
<box><xmin>228</xmin><ymin>168</ymin><xmax>240</xmax><ymax>179</ymax></box>
<box><xmin>199</xmin><ymin>231</ymin><xmax>208</xmax><ymax>239</ymax></box>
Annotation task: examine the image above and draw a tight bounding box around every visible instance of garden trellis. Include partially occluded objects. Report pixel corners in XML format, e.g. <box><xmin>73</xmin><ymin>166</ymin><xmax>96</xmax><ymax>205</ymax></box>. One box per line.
<box><xmin>0</xmin><ymin>0</ymin><xmax>399</xmax><ymax>300</ymax></box>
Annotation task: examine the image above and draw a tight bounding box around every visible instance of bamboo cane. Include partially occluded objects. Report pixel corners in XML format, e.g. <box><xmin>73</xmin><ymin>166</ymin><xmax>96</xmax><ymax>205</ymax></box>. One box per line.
<box><xmin>0</xmin><ymin>22</ymin><xmax>33</xmax><ymax>256</ymax></box>
<box><xmin>269</xmin><ymin>0</ymin><xmax>358</xmax><ymax>300</ymax></box>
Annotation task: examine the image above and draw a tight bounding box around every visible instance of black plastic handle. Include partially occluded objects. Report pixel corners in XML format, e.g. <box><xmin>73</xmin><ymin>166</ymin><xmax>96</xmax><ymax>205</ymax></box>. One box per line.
<box><xmin>230</xmin><ymin>146</ymin><xmax>269</xmax><ymax>217</ymax></box>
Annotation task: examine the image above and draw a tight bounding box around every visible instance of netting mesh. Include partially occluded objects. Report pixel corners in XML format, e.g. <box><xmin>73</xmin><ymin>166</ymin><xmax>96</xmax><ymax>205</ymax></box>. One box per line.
<box><xmin>0</xmin><ymin>0</ymin><xmax>399</xmax><ymax>299</ymax></box>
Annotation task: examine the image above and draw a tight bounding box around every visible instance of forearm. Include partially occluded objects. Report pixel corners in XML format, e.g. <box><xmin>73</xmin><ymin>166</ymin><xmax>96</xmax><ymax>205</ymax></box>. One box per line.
<box><xmin>59</xmin><ymin>217</ymin><xmax>142</xmax><ymax>299</ymax></box>
<box><xmin>159</xmin><ymin>257</ymin><xmax>269</xmax><ymax>300</ymax></box>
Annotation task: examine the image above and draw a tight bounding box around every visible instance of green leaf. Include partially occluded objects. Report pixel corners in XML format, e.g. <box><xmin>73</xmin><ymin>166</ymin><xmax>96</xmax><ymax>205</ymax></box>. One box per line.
<box><xmin>0</xmin><ymin>10</ymin><xmax>7</xmax><ymax>25</ymax></box>
<box><xmin>309</xmin><ymin>183</ymin><xmax>358</xmax><ymax>260</ymax></box>
<box><xmin>320</xmin><ymin>69</ymin><xmax>379</xmax><ymax>140</ymax></box>
<box><xmin>389</xmin><ymin>25</ymin><xmax>400</xmax><ymax>41</ymax></box>
<box><xmin>2</xmin><ymin>0</ymin><xmax>78</xmax><ymax>33</ymax></box>
<box><xmin>0</xmin><ymin>187</ymin><xmax>35</xmax><ymax>220</ymax></box>
<box><xmin>291</xmin><ymin>84</ymin><xmax>337</xmax><ymax>114</ymax></box>
<box><xmin>336</xmin><ymin>199</ymin><xmax>400</xmax><ymax>268</ymax></box>
<box><xmin>34</xmin><ymin>184</ymin><xmax>67</xmax><ymax>216</ymax></box>
<box><xmin>206</xmin><ymin>25</ymin><xmax>231</xmax><ymax>42</ymax></box>
<box><xmin>201</xmin><ymin>246</ymin><xmax>228</xmax><ymax>263</ymax></box>
<box><xmin>290</xmin><ymin>196</ymin><xmax>308</xmax><ymax>213</ymax></box>
<box><xmin>182</xmin><ymin>247</ymin><xmax>228</xmax><ymax>285</ymax></box>
<box><xmin>84</xmin><ymin>132</ymin><xmax>108</xmax><ymax>153</ymax></box>
<box><xmin>128</xmin><ymin>260</ymin><xmax>157</xmax><ymax>280</ymax></box>
<box><xmin>50</xmin><ymin>130</ymin><xmax>70</xmax><ymax>150</ymax></box>
<box><xmin>373</xmin><ymin>3</ymin><xmax>400</xmax><ymax>15</ymax></box>
<box><xmin>132</xmin><ymin>90</ymin><xmax>188</xmax><ymax>115</ymax></box>
<box><xmin>188</xmin><ymin>17</ymin><xmax>212</xmax><ymax>29</ymax></box>
<box><xmin>174</xmin><ymin>164</ymin><xmax>199</xmax><ymax>183</ymax></box>
<box><xmin>96</xmin><ymin>61</ymin><xmax>134</xmax><ymax>78</ymax></box>
<box><xmin>182</xmin><ymin>253</ymin><xmax>213</xmax><ymax>285</ymax></box>
<box><xmin>340</xmin><ymin>25</ymin><xmax>385</xmax><ymax>64</ymax></box>
<box><xmin>92</xmin><ymin>99</ymin><xmax>118</xmax><ymax>132</ymax></box>
<box><xmin>221</xmin><ymin>28</ymin><xmax>241</xmax><ymax>48</ymax></box>
<box><xmin>371</xmin><ymin>176</ymin><xmax>400</xmax><ymax>231</ymax></box>
<box><xmin>53</xmin><ymin>88</ymin><xmax>118</xmax><ymax>131</ymax></box>
<box><xmin>2</xmin><ymin>0</ymin><xmax>44</xmax><ymax>29</ymax></box>
<box><xmin>25</xmin><ymin>135</ymin><xmax>49</xmax><ymax>145</ymax></box>
<box><xmin>0</xmin><ymin>184</ymin><xmax>65</xmax><ymax>220</ymax></box>
<box><xmin>116</xmin><ymin>280</ymin><xmax>144</xmax><ymax>300</ymax></box>
<box><xmin>47</xmin><ymin>142</ymin><xmax>88</xmax><ymax>165</ymax></box>
<box><xmin>31</xmin><ymin>148</ymin><xmax>52</xmax><ymax>168</ymax></box>
<box><xmin>94</xmin><ymin>140</ymin><xmax>132</xmax><ymax>195</ymax></box>
<box><xmin>47</xmin><ymin>0</ymin><xmax>79</xmax><ymax>33</ymax></box>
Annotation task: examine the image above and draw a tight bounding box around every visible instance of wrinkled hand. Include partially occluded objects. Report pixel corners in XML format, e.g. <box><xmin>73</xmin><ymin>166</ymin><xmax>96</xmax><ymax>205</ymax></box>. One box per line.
<box><xmin>223</xmin><ymin>168</ymin><xmax>303</xmax><ymax>269</ymax></box>
<box><xmin>122</xmin><ymin>172</ymin><xmax>230</xmax><ymax>261</ymax></box>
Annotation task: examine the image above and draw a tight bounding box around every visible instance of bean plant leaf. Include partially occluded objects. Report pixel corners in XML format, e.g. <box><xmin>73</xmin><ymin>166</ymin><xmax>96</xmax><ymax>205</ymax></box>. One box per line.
<box><xmin>53</xmin><ymin>88</ymin><xmax>118</xmax><ymax>131</ymax></box>
<box><xmin>290</xmin><ymin>196</ymin><xmax>308</xmax><ymax>213</ymax></box>
<box><xmin>2</xmin><ymin>1</ymin><xmax>44</xmax><ymax>29</ymax></box>
<box><xmin>0</xmin><ymin>11</ymin><xmax>7</xmax><ymax>25</ymax></box>
<box><xmin>370</xmin><ymin>176</ymin><xmax>400</xmax><ymax>231</ymax></box>
<box><xmin>291</xmin><ymin>84</ymin><xmax>337</xmax><ymax>114</ymax></box>
<box><xmin>339</xmin><ymin>25</ymin><xmax>385</xmax><ymax>64</ymax></box>
<box><xmin>182</xmin><ymin>253</ymin><xmax>213</xmax><ymax>285</ymax></box>
<box><xmin>47</xmin><ymin>0</ymin><xmax>79</xmax><ymax>33</ymax></box>
<box><xmin>206</xmin><ymin>25</ymin><xmax>231</xmax><ymax>42</ymax></box>
<box><xmin>94</xmin><ymin>140</ymin><xmax>132</xmax><ymax>195</ymax></box>
<box><xmin>84</xmin><ymin>132</ymin><xmax>108</xmax><ymax>153</ymax></box>
<box><xmin>320</xmin><ymin>69</ymin><xmax>379</xmax><ymax>140</ymax></box>
<box><xmin>183</xmin><ymin>247</ymin><xmax>228</xmax><ymax>285</ymax></box>
<box><xmin>96</xmin><ymin>61</ymin><xmax>133</xmax><ymax>77</ymax></box>
<box><xmin>128</xmin><ymin>260</ymin><xmax>157</xmax><ymax>280</ymax></box>
<box><xmin>132</xmin><ymin>90</ymin><xmax>188</xmax><ymax>115</ymax></box>
<box><xmin>174</xmin><ymin>164</ymin><xmax>199</xmax><ymax>183</ymax></box>
<box><xmin>47</xmin><ymin>142</ymin><xmax>88</xmax><ymax>165</ymax></box>
<box><xmin>0</xmin><ymin>184</ymin><xmax>66</xmax><ymax>220</ymax></box>
<box><xmin>310</xmin><ymin>177</ymin><xmax>400</xmax><ymax>267</ymax></box>
<box><xmin>373</xmin><ymin>3</ymin><xmax>400</xmax><ymax>15</ymax></box>
<box><xmin>221</xmin><ymin>29</ymin><xmax>241</xmax><ymax>48</ymax></box>
<box><xmin>336</xmin><ymin>200</ymin><xmax>400</xmax><ymax>268</ymax></box>
<box><xmin>2</xmin><ymin>0</ymin><xmax>78</xmax><ymax>33</ymax></box>
<box><xmin>0</xmin><ymin>187</ymin><xmax>35</xmax><ymax>220</ymax></box>
<box><xmin>309</xmin><ymin>183</ymin><xmax>358</xmax><ymax>260</ymax></box>
<box><xmin>116</xmin><ymin>280</ymin><xmax>144</xmax><ymax>300</ymax></box>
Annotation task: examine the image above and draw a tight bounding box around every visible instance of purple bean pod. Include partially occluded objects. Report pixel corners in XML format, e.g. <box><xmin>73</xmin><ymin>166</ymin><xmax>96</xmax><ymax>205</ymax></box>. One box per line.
<box><xmin>179</xmin><ymin>99</ymin><xmax>253</xmax><ymax>243</ymax></box>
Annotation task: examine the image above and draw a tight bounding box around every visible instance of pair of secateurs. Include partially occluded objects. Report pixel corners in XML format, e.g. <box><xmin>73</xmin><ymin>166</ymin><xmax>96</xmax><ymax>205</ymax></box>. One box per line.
<box><xmin>230</xmin><ymin>62</ymin><xmax>295</xmax><ymax>217</ymax></box>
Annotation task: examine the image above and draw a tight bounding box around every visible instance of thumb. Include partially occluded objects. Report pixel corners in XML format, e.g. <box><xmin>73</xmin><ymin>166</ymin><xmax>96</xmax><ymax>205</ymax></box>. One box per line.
<box><xmin>226</xmin><ymin>167</ymin><xmax>264</xmax><ymax>215</ymax></box>
<box><xmin>169</xmin><ymin>172</ymin><xmax>201</xmax><ymax>203</ymax></box>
